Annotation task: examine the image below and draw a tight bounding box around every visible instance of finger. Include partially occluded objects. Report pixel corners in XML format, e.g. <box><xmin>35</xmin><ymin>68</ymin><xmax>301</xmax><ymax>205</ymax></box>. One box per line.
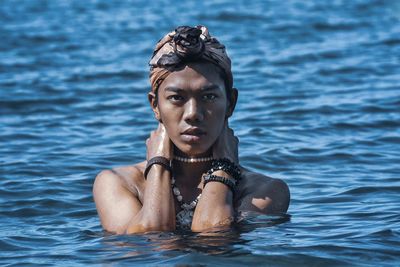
<box><xmin>159</xmin><ymin>123</ymin><xmax>168</xmax><ymax>136</ymax></box>
<box><xmin>156</xmin><ymin>122</ymin><xmax>165</xmax><ymax>135</ymax></box>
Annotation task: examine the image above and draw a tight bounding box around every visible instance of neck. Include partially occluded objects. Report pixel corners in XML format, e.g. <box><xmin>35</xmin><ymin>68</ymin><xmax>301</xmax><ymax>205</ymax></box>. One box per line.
<box><xmin>172</xmin><ymin>160</ymin><xmax>211</xmax><ymax>188</ymax></box>
<box><xmin>173</xmin><ymin>147</ymin><xmax>212</xmax><ymax>159</ymax></box>
<box><xmin>172</xmin><ymin>148</ymin><xmax>212</xmax><ymax>188</ymax></box>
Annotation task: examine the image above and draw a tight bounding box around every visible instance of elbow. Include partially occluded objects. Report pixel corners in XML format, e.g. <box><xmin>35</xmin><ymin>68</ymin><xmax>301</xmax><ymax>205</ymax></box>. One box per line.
<box><xmin>191</xmin><ymin>217</ymin><xmax>233</xmax><ymax>232</ymax></box>
<box><xmin>125</xmin><ymin>213</ymin><xmax>176</xmax><ymax>234</ymax></box>
<box><xmin>191</xmin><ymin>208</ymin><xmax>234</xmax><ymax>232</ymax></box>
<box><xmin>125</xmin><ymin>222</ymin><xmax>175</xmax><ymax>234</ymax></box>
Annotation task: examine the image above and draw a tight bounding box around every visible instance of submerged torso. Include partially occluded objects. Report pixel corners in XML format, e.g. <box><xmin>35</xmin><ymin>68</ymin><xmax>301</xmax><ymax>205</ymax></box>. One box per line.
<box><xmin>110</xmin><ymin>161</ymin><xmax>267</xmax><ymax>228</ymax></box>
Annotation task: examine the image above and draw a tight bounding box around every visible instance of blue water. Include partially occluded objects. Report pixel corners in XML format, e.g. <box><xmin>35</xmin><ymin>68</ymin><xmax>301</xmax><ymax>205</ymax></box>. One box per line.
<box><xmin>1</xmin><ymin>0</ymin><xmax>400</xmax><ymax>266</ymax></box>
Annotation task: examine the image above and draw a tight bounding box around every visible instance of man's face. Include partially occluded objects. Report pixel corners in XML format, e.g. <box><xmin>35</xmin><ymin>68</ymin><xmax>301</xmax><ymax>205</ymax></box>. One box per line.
<box><xmin>154</xmin><ymin>62</ymin><xmax>230</xmax><ymax>156</ymax></box>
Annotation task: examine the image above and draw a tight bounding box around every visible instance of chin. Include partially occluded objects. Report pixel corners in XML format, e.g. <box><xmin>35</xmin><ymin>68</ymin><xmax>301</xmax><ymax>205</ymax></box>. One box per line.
<box><xmin>174</xmin><ymin>143</ymin><xmax>212</xmax><ymax>157</ymax></box>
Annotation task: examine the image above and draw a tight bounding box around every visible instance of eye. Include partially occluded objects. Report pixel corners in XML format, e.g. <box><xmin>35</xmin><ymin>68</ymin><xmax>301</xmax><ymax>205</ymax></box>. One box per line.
<box><xmin>203</xmin><ymin>94</ymin><xmax>217</xmax><ymax>101</ymax></box>
<box><xmin>167</xmin><ymin>95</ymin><xmax>184</xmax><ymax>102</ymax></box>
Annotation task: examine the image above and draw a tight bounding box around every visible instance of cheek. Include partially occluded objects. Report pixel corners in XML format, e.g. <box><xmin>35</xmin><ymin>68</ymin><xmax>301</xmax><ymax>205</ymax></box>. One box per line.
<box><xmin>158</xmin><ymin>106</ymin><xmax>181</xmax><ymax>136</ymax></box>
<box><xmin>207</xmin><ymin>103</ymin><xmax>227</xmax><ymax>139</ymax></box>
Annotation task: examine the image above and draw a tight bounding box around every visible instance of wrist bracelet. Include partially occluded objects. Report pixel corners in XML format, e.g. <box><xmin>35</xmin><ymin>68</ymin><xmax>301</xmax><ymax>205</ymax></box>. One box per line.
<box><xmin>203</xmin><ymin>174</ymin><xmax>236</xmax><ymax>193</ymax></box>
<box><xmin>206</xmin><ymin>158</ymin><xmax>241</xmax><ymax>181</ymax></box>
<box><xmin>144</xmin><ymin>156</ymin><xmax>172</xmax><ymax>180</ymax></box>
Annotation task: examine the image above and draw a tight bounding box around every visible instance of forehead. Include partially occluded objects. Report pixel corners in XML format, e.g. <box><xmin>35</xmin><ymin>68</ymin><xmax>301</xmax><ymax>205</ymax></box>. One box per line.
<box><xmin>159</xmin><ymin>61</ymin><xmax>225</xmax><ymax>92</ymax></box>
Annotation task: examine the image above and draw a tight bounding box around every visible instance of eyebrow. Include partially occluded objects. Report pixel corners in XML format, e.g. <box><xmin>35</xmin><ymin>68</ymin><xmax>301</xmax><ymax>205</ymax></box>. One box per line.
<box><xmin>201</xmin><ymin>84</ymin><xmax>221</xmax><ymax>91</ymax></box>
<box><xmin>164</xmin><ymin>84</ymin><xmax>221</xmax><ymax>92</ymax></box>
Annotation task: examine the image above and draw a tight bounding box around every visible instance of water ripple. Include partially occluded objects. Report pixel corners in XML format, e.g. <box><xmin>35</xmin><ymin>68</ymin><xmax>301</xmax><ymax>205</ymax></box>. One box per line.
<box><xmin>1</xmin><ymin>0</ymin><xmax>400</xmax><ymax>266</ymax></box>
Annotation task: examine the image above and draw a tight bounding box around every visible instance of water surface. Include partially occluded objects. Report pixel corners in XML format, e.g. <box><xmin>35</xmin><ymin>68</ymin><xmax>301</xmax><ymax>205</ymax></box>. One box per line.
<box><xmin>1</xmin><ymin>0</ymin><xmax>400</xmax><ymax>266</ymax></box>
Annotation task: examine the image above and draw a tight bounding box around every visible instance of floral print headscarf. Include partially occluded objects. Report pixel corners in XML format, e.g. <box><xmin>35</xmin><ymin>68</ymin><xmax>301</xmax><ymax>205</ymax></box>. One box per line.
<box><xmin>149</xmin><ymin>25</ymin><xmax>233</xmax><ymax>93</ymax></box>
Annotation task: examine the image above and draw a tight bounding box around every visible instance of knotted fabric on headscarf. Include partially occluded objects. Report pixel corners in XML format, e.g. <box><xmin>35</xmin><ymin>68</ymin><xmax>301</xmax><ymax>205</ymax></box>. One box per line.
<box><xmin>149</xmin><ymin>25</ymin><xmax>233</xmax><ymax>93</ymax></box>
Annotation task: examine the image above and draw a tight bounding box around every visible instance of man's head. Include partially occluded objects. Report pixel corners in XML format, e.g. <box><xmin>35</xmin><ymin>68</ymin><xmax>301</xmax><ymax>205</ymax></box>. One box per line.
<box><xmin>148</xmin><ymin>26</ymin><xmax>237</xmax><ymax>156</ymax></box>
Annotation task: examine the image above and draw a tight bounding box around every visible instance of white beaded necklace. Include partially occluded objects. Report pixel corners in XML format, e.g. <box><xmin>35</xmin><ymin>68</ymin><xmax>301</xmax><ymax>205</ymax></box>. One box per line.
<box><xmin>173</xmin><ymin>155</ymin><xmax>213</xmax><ymax>163</ymax></box>
<box><xmin>171</xmin><ymin>177</ymin><xmax>202</xmax><ymax>228</ymax></box>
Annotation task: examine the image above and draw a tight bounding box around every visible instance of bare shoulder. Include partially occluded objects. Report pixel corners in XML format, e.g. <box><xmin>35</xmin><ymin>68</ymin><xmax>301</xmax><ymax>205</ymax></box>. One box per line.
<box><xmin>236</xmin><ymin>167</ymin><xmax>290</xmax><ymax>214</ymax></box>
<box><xmin>92</xmin><ymin>161</ymin><xmax>146</xmax><ymax>234</ymax></box>
<box><xmin>94</xmin><ymin>162</ymin><xmax>146</xmax><ymax>194</ymax></box>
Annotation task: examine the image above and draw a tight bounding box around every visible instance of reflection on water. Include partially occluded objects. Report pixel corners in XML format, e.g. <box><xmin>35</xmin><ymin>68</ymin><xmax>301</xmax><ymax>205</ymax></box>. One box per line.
<box><xmin>100</xmin><ymin>213</ymin><xmax>290</xmax><ymax>262</ymax></box>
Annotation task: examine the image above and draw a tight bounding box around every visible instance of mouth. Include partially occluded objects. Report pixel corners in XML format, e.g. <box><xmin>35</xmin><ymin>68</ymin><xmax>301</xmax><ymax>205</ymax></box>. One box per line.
<box><xmin>181</xmin><ymin>128</ymin><xmax>206</xmax><ymax>142</ymax></box>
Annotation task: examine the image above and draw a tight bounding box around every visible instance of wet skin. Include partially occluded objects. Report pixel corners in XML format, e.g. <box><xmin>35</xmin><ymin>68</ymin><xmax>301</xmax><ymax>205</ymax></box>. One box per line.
<box><xmin>93</xmin><ymin>61</ymin><xmax>290</xmax><ymax>234</ymax></box>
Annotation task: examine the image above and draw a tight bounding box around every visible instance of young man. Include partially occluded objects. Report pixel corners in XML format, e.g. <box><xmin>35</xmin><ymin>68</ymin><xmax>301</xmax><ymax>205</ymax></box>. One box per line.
<box><xmin>93</xmin><ymin>25</ymin><xmax>290</xmax><ymax>234</ymax></box>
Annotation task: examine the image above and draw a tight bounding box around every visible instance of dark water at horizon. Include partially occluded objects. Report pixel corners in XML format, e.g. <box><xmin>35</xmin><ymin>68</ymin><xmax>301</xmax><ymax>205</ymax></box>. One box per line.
<box><xmin>1</xmin><ymin>0</ymin><xmax>400</xmax><ymax>266</ymax></box>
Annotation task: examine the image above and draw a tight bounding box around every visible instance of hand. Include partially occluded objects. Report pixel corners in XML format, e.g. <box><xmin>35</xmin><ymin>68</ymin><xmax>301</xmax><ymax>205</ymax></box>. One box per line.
<box><xmin>212</xmin><ymin>121</ymin><xmax>239</xmax><ymax>164</ymax></box>
<box><xmin>146</xmin><ymin>123</ymin><xmax>173</xmax><ymax>160</ymax></box>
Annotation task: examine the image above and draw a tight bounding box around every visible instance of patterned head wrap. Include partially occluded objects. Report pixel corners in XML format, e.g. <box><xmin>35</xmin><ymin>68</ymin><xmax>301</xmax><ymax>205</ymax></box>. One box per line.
<box><xmin>149</xmin><ymin>25</ymin><xmax>233</xmax><ymax>93</ymax></box>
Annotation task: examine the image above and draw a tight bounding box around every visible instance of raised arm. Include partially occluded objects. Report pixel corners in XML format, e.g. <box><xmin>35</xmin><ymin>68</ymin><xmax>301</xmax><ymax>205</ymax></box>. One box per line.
<box><xmin>93</xmin><ymin>123</ymin><xmax>176</xmax><ymax>234</ymax></box>
<box><xmin>191</xmin><ymin>123</ymin><xmax>238</xmax><ymax>231</ymax></box>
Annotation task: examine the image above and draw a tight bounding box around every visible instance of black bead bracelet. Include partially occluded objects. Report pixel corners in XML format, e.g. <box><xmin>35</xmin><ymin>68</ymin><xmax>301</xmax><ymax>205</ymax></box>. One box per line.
<box><xmin>206</xmin><ymin>158</ymin><xmax>241</xmax><ymax>181</ymax></box>
<box><xmin>144</xmin><ymin>156</ymin><xmax>172</xmax><ymax>179</ymax></box>
<box><xmin>203</xmin><ymin>174</ymin><xmax>236</xmax><ymax>193</ymax></box>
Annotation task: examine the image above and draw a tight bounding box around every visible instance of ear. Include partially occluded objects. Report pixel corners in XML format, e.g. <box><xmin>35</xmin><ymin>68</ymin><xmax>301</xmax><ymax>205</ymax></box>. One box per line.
<box><xmin>226</xmin><ymin>87</ymin><xmax>238</xmax><ymax>118</ymax></box>
<box><xmin>148</xmin><ymin>91</ymin><xmax>162</xmax><ymax>122</ymax></box>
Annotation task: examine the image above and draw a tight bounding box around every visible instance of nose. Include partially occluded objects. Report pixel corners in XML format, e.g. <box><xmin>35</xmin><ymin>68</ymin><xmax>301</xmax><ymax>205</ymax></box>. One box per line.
<box><xmin>184</xmin><ymin>98</ymin><xmax>204</xmax><ymax>123</ymax></box>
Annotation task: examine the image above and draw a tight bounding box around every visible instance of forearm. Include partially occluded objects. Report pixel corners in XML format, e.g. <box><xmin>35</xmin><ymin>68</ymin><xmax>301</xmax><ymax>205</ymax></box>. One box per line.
<box><xmin>126</xmin><ymin>165</ymin><xmax>175</xmax><ymax>233</ymax></box>
<box><xmin>191</xmin><ymin>171</ymin><xmax>234</xmax><ymax>232</ymax></box>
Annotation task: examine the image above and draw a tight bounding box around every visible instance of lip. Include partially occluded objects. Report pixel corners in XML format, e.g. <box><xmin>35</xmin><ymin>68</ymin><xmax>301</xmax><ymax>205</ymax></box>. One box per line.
<box><xmin>181</xmin><ymin>127</ymin><xmax>206</xmax><ymax>135</ymax></box>
<box><xmin>181</xmin><ymin>128</ymin><xmax>206</xmax><ymax>142</ymax></box>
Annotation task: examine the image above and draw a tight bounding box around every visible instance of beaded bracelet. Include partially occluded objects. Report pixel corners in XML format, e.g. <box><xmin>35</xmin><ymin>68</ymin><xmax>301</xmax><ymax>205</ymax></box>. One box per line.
<box><xmin>206</xmin><ymin>158</ymin><xmax>241</xmax><ymax>181</ymax></box>
<box><xmin>203</xmin><ymin>174</ymin><xmax>236</xmax><ymax>193</ymax></box>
